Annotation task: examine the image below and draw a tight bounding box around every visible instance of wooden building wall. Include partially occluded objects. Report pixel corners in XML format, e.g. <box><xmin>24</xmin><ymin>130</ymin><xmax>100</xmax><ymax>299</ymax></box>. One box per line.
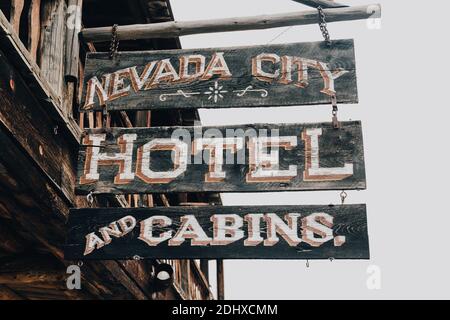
<box><xmin>0</xmin><ymin>0</ymin><xmax>218</xmax><ymax>300</ymax></box>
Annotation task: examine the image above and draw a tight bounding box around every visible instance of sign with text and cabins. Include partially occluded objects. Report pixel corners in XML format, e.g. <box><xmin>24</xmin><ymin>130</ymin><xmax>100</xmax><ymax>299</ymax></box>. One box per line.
<box><xmin>80</xmin><ymin>39</ymin><xmax>358</xmax><ymax>111</ymax></box>
<box><xmin>64</xmin><ymin>205</ymin><xmax>369</xmax><ymax>260</ymax></box>
<box><xmin>75</xmin><ymin>121</ymin><xmax>366</xmax><ymax>195</ymax></box>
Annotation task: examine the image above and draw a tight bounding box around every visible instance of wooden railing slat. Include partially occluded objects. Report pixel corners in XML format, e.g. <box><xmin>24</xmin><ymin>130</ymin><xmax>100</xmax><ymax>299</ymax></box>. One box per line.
<box><xmin>10</xmin><ymin>0</ymin><xmax>24</xmax><ymax>34</ymax></box>
<box><xmin>28</xmin><ymin>0</ymin><xmax>41</xmax><ymax>60</ymax></box>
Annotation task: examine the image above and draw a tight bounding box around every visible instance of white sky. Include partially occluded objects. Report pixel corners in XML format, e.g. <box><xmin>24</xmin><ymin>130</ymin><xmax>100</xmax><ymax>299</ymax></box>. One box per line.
<box><xmin>170</xmin><ymin>0</ymin><xmax>450</xmax><ymax>299</ymax></box>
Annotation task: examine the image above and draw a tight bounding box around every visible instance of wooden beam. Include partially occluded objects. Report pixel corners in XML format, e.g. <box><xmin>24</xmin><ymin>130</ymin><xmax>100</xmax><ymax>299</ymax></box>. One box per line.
<box><xmin>0</xmin><ymin>221</ymin><xmax>26</xmax><ymax>254</ymax></box>
<box><xmin>0</xmin><ymin>271</ymin><xmax>65</xmax><ymax>285</ymax></box>
<box><xmin>0</xmin><ymin>284</ymin><xmax>24</xmax><ymax>300</ymax></box>
<box><xmin>10</xmin><ymin>0</ymin><xmax>24</xmax><ymax>34</ymax></box>
<box><xmin>200</xmin><ymin>260</ymin><xmax>209</xmax><ymax>281</ymax></box>
<box><xmin>291</xmin><ymin>0</ymin><xmax>348</xmax><ymax>9</ymax></box>
<box><xmin>216</xmin><ymin>259</ymin><xmax>224</xmax><ymax>300</ymax></box>
<box><xmin>81</xmin><ymin>4</ymin><xmax>381</xmax><ymax>42</ymax></box>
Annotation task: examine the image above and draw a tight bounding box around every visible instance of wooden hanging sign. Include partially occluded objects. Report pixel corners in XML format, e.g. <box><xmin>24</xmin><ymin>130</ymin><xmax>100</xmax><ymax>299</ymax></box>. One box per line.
<box><xmin>75</xmin><ymin>121</ymin><xmax>366</xmax><ymax>195</ymax></box>
<box><xmin>64</xmin><ymin>204</ymin><xmax>370</xmax><ymax>260</ymax></box>
<box><xmin>80</xmin><ymin>39</ymin><xmax>358</xmax><ymax>111</ymax></box>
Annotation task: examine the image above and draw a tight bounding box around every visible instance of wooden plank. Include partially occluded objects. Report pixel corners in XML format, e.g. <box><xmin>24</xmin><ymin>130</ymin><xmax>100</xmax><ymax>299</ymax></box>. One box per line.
<box><xmin>0</xmin><ymin>285</ymin><xmax>24</xmax><ymax>300</ymax></box>
<box><xmin>80</xmin><ymin>39</ymin><xmax>358</xmax><ymax>111</ymax></box>
<box><xmin>64</xmin><ymin>204</ymin><xmax>370</xmax><ymax>260</ymax></box>
<box><xmin>80</xmin><ymin>4</ymin><xmax>381</xmax><ymax>42</ymax></box>
<box><xmin>28</xmin><ymin>0</ymin><xmax>41</xmax><ymax>60</ymax></box>
<box><xmin>216</xmin><ymin>259</ymin><xmax>224</xmax><ymax>300</ymax></box>
<box><xmin>10</xmin><ymin>0</ymin><xmax>24</xmax><ymax>34</ymax></box>
<box><xmin>75</xmin><ymin>121</ymin><xmax>366</xmax><ymax>195</ymax></box>
<box><xmin>39</xmin><ymin>0</ymin><xmax>66</xmax><ymax>98</ymax></box>
<box><xmin>65</xmin><ymin>0</ymin><xmax>83</xmax><ymax>81</ymax></box>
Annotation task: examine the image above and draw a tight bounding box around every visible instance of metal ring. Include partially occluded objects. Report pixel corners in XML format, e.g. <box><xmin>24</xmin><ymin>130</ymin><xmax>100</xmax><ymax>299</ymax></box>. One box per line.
<box><xmin>86</xmin><ymin>192</ymin><xmax>94</xmax><ymax>206</ymax></box>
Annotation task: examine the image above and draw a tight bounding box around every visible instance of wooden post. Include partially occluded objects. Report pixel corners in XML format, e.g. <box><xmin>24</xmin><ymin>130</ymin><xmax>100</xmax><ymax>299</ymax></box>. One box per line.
<box><xmin>81</xmin><ymin>4</ymin><xmax>381</xmax><ymax>42</ymax></box>
<box><xmin>216</xmin><ymin>259</ymin><xmax>225</xmax><ymax>300</ymax></box>
<box><xmin>28</xmin><ymin>0</ymin><xmax>41</xmax><ymax>60</ymax></box>
<box><xmin>10</xmin><ymin>0</ymin><xmax>24</xmax><ymax>34</ymax></box>
<box><xmin>200</xmin><ymin>260</ymin><xmax>209</xmax><ymax>281</ymax></box>
<box><xmin>39</xmin><ymin>0</ymin><xmax>66</xmax><ymax>97</ymax></box>
<box><xmin>65</xmin><ymin>0</ymin><xmax>83</xmax><ymax>81</ymax></box>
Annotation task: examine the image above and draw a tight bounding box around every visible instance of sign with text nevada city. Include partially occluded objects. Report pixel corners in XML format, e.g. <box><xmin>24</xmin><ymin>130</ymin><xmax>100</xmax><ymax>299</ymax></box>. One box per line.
<box><xmin>80</xmin><ymin>39</ymin><xmax>358</xmax><ymax>111</ymax></box>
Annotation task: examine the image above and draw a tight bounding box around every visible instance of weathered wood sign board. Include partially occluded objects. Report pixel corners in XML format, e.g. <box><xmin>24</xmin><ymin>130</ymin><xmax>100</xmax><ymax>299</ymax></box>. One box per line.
<box><xmin>64</xmin><ymin>204</ymin><xmax>369</xmax><ymax>260</ymax></box>
<box><xmin>75</xmin><ymin>121</ymin><xmax>366</xmax><ymax>195</ymax></box>
<box><xmin>80</xmin><ymin>39</ymin><xmax>358</xmax><ymax>111</ymax></box>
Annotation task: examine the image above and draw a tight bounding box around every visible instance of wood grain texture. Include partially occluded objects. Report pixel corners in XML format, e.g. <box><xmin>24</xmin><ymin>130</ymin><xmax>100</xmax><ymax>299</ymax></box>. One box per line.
<box><xmin>0</xmin><ymin>9</ymin><xmax>91</xmax><ymax>141</ymax></box>
<box><xmin>81</xmin><ymin>39</ymin><xmax>358</xmax><ymax>111</ymax></box>
<box><xmin>65</xmin><ymin>0</ymin><xmax>83</xmax><ymax>81</ymax></box>
<box><xmin>27</xmin><ymin>0</ymin><xmax>41</xmax><ymax>60</ymax></box>
<box><xmin>10</xmin><ymin>0</ymin><xmax>24</xmax><ymax>34</ymax></box>
<box><xmin>39</xmin><ymin>0</ymin><xmax>66</xmax><ymax>98</ymax></box>
<box><xmin>75</xmin><ymin>121</ymin><xmax>366</xmax><ymax>195</ymax></box>
<box><xmin>81</xmin><ymin>4</ymin><xmax>381</xmax><ymax>42</ymax></box>
<box><xmin>64</xmin><ymin>204</ymin><xmax>370</xmax><ymax>260</ymax></box>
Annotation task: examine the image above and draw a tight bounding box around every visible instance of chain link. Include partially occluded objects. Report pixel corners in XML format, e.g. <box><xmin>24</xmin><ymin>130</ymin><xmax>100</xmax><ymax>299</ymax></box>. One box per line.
<box><xmin>317</xmin><ymin>6</ymin><xmax>332</xmax><ymax>46</ymax></box>
<box><xmin>340</xmin><ymin>191</ymin><xmax>348</xmax><ymax>205</ymax></box>
<box><xmin>110</xmin><ymin>24</ymin><xmax>119</xmax><ymax>59</ymax></box>
<box><xmin>331</xmin><ymin>94</ymin><xmax>340</xmax><ymax>129</ymax></box>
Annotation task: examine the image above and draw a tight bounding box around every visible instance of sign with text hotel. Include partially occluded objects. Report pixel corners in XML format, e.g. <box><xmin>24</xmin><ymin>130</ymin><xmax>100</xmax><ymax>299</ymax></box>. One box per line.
<box><xmin>75</xmin><ymin>121</ymin><xmax>366</xmax><ymax>195</ymax></box>
<box><xmin>64</xmin><ymin>205</ymin><xmax>369</xmax><ymax>260</ymax></box>
<box><xmin>80</xmin><ymin>39</ymin><xmax>358</xmax><ymax>111</ymax></box>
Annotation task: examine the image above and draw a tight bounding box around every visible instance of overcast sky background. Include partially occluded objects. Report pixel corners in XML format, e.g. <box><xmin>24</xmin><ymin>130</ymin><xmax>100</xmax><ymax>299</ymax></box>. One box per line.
<box><xmin>170</xmin><ymin>0</ymin><xmax>450</xmax><ymax>299</ymax></box>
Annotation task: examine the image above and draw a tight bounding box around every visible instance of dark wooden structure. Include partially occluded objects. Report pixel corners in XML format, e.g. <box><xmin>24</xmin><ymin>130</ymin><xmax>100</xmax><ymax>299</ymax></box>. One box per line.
<box><xmin>0</xmin><ymin>0</ymin><xmax>219</xmax><ymax>300</ymax></box>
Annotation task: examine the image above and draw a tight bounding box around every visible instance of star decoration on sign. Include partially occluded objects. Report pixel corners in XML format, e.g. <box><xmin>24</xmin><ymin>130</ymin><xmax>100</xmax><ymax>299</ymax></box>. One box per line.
<box><xmin>204</xmin><ymin>81</ymin><xmax>228</xmax><ymax>103</ymax></box>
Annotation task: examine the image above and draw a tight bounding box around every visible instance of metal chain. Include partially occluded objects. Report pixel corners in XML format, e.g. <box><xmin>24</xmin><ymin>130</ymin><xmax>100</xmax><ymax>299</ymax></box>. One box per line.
<box><xmin>109</xmin><ymin>24</ymin><xmax>119</xmax><ymax>59</ymax></box>
<box><xmin>317</xmin><ymin>6</ymin><xmax>332</xmax><ymax>46</ymax></box>
<box><xmin>331</xmin><ymin>94</ymin><xmax>340</xmax><ymax>129</ymax></box>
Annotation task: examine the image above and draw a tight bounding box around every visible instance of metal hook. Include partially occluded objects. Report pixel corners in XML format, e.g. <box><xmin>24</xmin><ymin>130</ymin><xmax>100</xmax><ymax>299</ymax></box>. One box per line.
<box><xmin>331</xmin><ymin>95</ymin><xmax>340</xmax><ymax>129</ymax></box>
<box><xmin>340</xmin><ymin>191</ymin><xmax>348</xmax><ymax>205</ymax></box>
<box><xmin>86</xmin><ymin>191</ymin><xmax>94</xmax><ymax>207</ymax></box>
